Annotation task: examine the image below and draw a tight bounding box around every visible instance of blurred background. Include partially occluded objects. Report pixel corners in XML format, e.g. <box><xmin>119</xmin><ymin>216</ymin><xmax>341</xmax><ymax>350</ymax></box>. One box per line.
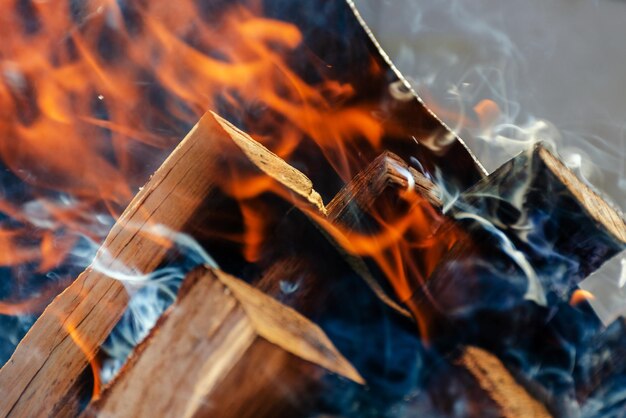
<box><xmin>355</xmin><ymin>0</ymin><xmax>626</xmax><ymax>210</ymax></box>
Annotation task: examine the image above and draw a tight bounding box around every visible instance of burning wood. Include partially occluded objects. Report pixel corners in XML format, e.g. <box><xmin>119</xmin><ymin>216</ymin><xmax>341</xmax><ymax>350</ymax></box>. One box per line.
<box><xmin>0</xmin><ymin>111</ymin><xmax>325</xmax><ymax>417</ymax></box>
<box><xmin>81</xmin><ymin>267</ymin><xmax>362</xmax><ymax>418</ymax></box>
<box><xmin>256</xmin><ymin>151</ymin><xmax>438</xmax><ymax>318</ymax></box>
<box><xmin>321</xmin><ymin>151</ymin><xmax>555</xmax><ymax>417</ymax></box>
<box><xmin>412</xmin><ymin>143</ymin><xmax>626</xmax><ymax>329</ymax></box>
<box><xmin>0</xmin><ymin>1</ymin><xmax>624</xmax><ymax>417</ymax></box>
<box><xmin>409</xmin><ymin>144</ymin><xmax>626</xmax><ymax>416</ymax></box>
<box><xmin>1</xmin><ymin>111</ymin><xmax>623</xmax><ymax>417</ymax></box>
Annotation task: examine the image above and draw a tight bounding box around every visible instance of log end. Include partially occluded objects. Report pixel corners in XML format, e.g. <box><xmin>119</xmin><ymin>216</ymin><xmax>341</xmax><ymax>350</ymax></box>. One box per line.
<box><xmin>538</xmin><ymin>145</ymin><xmax>626</xmax><ymax>244</ymax></box>
<box><xmin>458</xmin><ymin>346</ymin><xmax>553</xmax><ymax>418</ymax></box>
<box><xmin>212</xmin><ymin>268</ymin><xmax>365</xmax><ymax>385</ymax></box>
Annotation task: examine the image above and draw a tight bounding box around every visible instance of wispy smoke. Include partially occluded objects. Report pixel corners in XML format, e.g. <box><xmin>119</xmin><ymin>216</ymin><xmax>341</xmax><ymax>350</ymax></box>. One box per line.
<box><xmin>356</xmin><ymin>0</ymin><xmax>626</xmax><ymax>211</ymax></box>
<box><xmin>73</xmin><ymin>223</ymin><xmax>219</xmax><ymax>383</ymax></box>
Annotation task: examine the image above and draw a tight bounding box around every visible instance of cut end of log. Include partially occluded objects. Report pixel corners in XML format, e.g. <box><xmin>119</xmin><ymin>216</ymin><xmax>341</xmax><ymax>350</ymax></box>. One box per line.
<box><xmin>210</xmin><ymin>111</ymin><xmax>327</xmax><ymax>214</ymax></box>
<box><xmin>212</xmin><ymin>268</ymin><xmax>365</xmax><ymax>385</ymax></box>
<box><xmin>458</xmin><ymin>346</ymin><xmax>552</xmax><ymax>418</ymax></box>
<box><xmin>326</xmin><ymin>151</ymin><xmax>441</xmax><ymax>217</ymax></box>
<box><xmin>538</xmin><ymin>145</ymin><xmax>626</xmax><ymax>244</ymax></box>
<box><xmin>85</xmin><ymin>267</ymin><xmax>363</xmax><ymax>418</ymax></box>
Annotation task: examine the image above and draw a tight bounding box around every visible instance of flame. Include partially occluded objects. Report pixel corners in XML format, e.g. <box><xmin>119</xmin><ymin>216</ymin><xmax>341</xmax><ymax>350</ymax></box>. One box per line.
<box><xmin>65</xmin><ymin>321</ymin><xmax>102</xmax><ymax>400</ymax></box>
<box><xmin>570</xmin><ymin>288</ymin><xmax>595</xmax><ymax>306</ymax></box>
<box><xmin>303</xmin><ymin>183</ymin><xmax>465</xmax><ymax>341</ymax></box>
<box><xmin>0</xmin><ymin>0</ymin><xmax>463</xmax><ymax>385</ymax></box>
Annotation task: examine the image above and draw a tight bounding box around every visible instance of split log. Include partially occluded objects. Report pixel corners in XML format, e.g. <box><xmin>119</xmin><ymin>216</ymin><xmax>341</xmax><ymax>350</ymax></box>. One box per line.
<box><xmin>82</xmin><ymin>267</ymin><xmax>363</xmax><ymax>418</ymax></box>
<box><xmin>409</xmin><ymin>144</ymin><xmax>626</xmax><ymax>416</ymax></box>
<box><xmin>326</xmin><ymin>151</ymin><xmax>442</xmax><ymax>216</ymax></box>
<box><xmin>413</xmin><ymin>143</ymin><xmax>626</xmax><ymax>325</ymax></box>
<box><xmin>321</xmin><ymin>151</ymin><xmax>463</xmax><ymax>324</ymax></box>
<box><xmin>255</xmin><ymin>151</ymin><xmax>442</xmax><ymax>317</ymax></box>
<box><xmin>329</xmin><ymin>153</ymin><xmax>553</xmax><ymax>417</ymax></box>
<box><xmin>459</xmin><ymin>143</ymin><xmax>626</xmax><ymax>296</ymax></box>
<box><xmin>0</xmin><ymin>111</ymin><xmax>324</xmax><ymax>418</ymax></box>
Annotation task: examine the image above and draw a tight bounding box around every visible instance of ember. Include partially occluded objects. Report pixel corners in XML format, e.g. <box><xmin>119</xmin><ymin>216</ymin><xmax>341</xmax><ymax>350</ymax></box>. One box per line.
<box><xmin>0</xmin><ymin>1</ymin><xmax>624</xmax><ymax>417</ymax></box>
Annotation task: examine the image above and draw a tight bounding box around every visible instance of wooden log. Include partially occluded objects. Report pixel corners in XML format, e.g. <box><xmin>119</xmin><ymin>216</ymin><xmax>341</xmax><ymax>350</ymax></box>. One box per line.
<box><xmin>320</xmin><ymin>151</ymin><xmax>464</xmax><ymax>328</ymax></box>
<box><xmin>413</xmin><ymin>143</ymin><xmax>626</xmax><ymax>325</ymax></box>
<box><xmin>255</xmin><ymin>151</ymin><xmax>442</xmax><ymax>318</ymax></box>
<box><xmin>408</xmin><ymin>144</ymin><xmax>626</xmax><ymax>416</ymax></box>
<box><xmin>326</xmin><ymin>151</ymin><xmax>442</xmax><ymax>216</ymax></box>
<box><xmin>457</xmin><ymin>347</ymin><xmax>552</xmax><ymax>418</ymax></box>
<box><xmin>330</xmin><ymin>153</ymin><xmax>553</xmax><ymax>417</ymax></box>
<box><xmin>81</xmin><ymin>267</ymin><xmax>363</xmax><ymax>418</ymax></box>
<box><xmin>0</xmin><ymin>111</ymin><xmax>324</xmax><ymax>418</ymax></box>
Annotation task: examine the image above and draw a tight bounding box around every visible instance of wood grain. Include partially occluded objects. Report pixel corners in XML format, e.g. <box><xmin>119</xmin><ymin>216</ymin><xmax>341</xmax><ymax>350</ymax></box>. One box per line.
<box><xmin>82</xmin><ymin>268</ymin><xmax>362</xmax><ymax>418</ymax></box>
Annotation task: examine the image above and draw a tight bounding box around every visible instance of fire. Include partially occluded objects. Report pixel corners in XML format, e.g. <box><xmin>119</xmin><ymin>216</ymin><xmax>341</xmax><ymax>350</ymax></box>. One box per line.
<box><xmin>0</xmin><ymin>0</ymin><xmax>459</xmax><ymax>390</ymax></box>
<box><xmin>65</xmin><ymin>321</ymin><xmax>102</xmax><ymax>400</ymax></box>
<box><xmin>570</xmin><ymin>288</ymin><xmax>595</xmax><ymax>306</ymax></box>
<box><xmin>303</xmin><ymin>181</ymin><xmax>466</xmax><ymax>341</ymax></box>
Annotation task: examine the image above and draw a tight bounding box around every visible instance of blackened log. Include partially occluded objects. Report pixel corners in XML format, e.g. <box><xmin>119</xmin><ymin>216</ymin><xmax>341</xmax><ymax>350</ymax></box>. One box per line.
<box><xmin>410</xmin><ymin>144</ymin><xmax>626</xmax><ymax>417</ymax></box>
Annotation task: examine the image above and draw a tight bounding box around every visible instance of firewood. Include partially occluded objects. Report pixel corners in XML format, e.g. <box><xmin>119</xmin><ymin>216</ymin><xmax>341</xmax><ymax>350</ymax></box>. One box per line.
<box><xmin>408</xmin><ymin>144</ymin><xmax>626</xmax><ymax>417</ymax></box>
<box><xmin>324</xmin><ymin>151</ymin><xmax>443</xmax><ymax>317</ymax></box>
<box><xmin>0</xmin><ymin>111</ymin><xmax>324</xmax><ymax>418</ymax></box>
<box><xmin>326</xmin><ymin>151</ymin><xmax>442</xmax><ymax>216</ymax></box>
<box><xmin>81</xmin><ymin>267</ymin><xmax>363</xmax><ymax>418</ymax></box>
<box><xmin>327</xmin><ymin>153</ymin><xmax>553</xmax><ymax>417</ymax></box>
<box><xmin>255</xmin><ymin>151</ymin><xmax>441</xmax><ymax>318</ymax></box>
<box><xmin>413</xmin><ymin>143</ymin><xmax>626</xmax><ymax>326</ymax></box>
<box><xmin>457</xmin><ymin>347</ymin><xmax>552</xmax><ymax>418</ymax></box>
<box><xmin>459</xmin><ymin>143</ymin><xmax>626</xmax><ymax>294</ymax></box>
<box><xmin>322</xmin><ymin>151</ymin><xmax>463</xmax><ymax>323</ymax></box>
<box><xmin>252</xmin><ymin>152</ymin><xmax>550</xmax><ymax>417</ymax></box>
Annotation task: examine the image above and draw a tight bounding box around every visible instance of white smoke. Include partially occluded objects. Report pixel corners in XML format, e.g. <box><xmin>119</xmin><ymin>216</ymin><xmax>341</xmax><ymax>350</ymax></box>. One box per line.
<box><xmin>355</xmin><ymin>0</ymin><xmax>626</xmax><ymax>211</ymax></box>
<box><xmin>68</xmin><ymin>222</ymin><xmax>219</xmax><ymax>383</ymax></box>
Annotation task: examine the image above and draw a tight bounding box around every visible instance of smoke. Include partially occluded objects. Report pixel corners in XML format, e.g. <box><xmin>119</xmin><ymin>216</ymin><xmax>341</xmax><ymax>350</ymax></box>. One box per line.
<box><xmin>68</xmin><ymin>222</ymin><xmax>219</xmax><ymax>383</ymax></box>
<box><xmin>352</xmin><ymin>1</ymin><xmax>626</xmax><ymax>415</ymax></box>
<box><xmin>355</xmin><ymin>0</ymin><xmax>626</xmax><ymax>211</ymax></box>
<box><xmin>579</xmin><ymin>251</ymin><xmax>626</xmax><ymax>326</ymax></box>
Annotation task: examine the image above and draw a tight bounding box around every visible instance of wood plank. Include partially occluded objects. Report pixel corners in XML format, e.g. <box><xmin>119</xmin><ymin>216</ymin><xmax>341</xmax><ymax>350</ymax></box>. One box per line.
<box><xmin>81</xmin><ymin>268</ymin><xmax>362</xmax><ymax>418</ymax></box>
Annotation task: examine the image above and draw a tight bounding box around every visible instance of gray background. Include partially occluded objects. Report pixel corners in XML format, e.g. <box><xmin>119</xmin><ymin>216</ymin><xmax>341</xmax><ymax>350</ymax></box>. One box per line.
<box><xmin>355</xmin><ymin>0</ymin><xmax>626</xmax><ymax>210</ymax></box>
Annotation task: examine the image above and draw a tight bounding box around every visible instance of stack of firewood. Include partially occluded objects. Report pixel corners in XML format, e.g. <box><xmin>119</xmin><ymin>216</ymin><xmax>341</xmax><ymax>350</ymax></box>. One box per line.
<box><xmin>0</xmin><ymin>2</ymin><xmax>624</xmax><ymax>418</ymax></box>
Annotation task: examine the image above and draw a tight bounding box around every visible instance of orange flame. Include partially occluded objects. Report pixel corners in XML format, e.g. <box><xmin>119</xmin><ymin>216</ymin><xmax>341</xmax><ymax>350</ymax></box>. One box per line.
<box><xmin>65</xmin><ymin>322</ymin><xmax>102</xmax><ymax>400</ymax></box>
<box><xmin>0</xmin><ymin>0</ymin><xmax>464</xmax><ymax>384</ymax></box>
<box><xmin>570</xmin><ymin>289</ymin><xmax>595</xmax><ymax>307</ymax></box>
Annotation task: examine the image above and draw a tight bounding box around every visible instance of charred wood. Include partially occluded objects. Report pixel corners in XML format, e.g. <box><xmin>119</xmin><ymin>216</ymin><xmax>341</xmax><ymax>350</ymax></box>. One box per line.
<box><xmin>0</xmin><ymin>112</ymin><xmax>324</xmax><ymax>418</ymax></box>
<box><xmin>410</xmin><ymin>144</ymin><xmax>626</xmax><ymax>416</ymax></box>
